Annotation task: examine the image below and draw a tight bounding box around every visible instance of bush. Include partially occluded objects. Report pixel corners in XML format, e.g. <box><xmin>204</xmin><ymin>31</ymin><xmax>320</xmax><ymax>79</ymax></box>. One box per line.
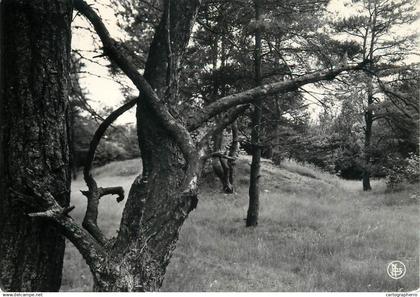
<box><xmin>95</xmin><ymin>140</ymin><xmax>128</xmax><ymax>167</ymax></box>
<box><xmin>386</xmin><ymin>153</ymin><xmax>420</xmax><ymax>191</ymax></box>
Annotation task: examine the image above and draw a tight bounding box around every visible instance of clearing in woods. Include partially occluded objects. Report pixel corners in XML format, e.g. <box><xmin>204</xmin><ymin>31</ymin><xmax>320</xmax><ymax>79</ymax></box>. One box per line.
<box><xmin>61</xmin><ymin>156</ymin><xmax>419</xmax><ymax>292</ymax></box>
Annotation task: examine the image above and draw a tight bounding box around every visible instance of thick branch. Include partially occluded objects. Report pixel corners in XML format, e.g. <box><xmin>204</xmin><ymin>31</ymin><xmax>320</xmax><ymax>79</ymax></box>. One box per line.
<box><xmin>187</xmin><ymin>62</ymin><xmax>368</xmax><ymax>131</ymax></box>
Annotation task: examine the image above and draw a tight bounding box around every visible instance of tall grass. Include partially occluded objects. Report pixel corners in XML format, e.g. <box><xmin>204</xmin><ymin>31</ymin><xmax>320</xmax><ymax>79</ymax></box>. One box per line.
<box><xmin>61</xmin><ymin>156</ymin><xmax>419</xmax><ymax>292</ymax></box>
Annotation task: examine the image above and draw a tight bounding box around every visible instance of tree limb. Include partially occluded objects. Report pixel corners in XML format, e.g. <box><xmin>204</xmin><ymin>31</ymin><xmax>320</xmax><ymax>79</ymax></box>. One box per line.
<box><xmin>10</xmin><ymin>177</ymin><xmax>107</xmax><ymax>272</ymax></box>
<box><xmin>81</xmin><ymin>98</ymin><xmax>136</xmax><ymax>245</ymax></box>
<box><xmin>187</xmin><ymin>61</ymin><xmax>369</xmax><ymax>131</ymax></box>
<box><xmin>84</xmin><ymin>97</ymin><xmax>137</xmax><ymax>177</ymax></box>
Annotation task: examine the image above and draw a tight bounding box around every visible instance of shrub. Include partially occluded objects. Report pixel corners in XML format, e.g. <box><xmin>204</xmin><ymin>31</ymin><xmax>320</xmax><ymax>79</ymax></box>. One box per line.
<box><xmin>386</xmin><ymin>152</ymin><xmax>420</xmax><ymax>191</ymax></box>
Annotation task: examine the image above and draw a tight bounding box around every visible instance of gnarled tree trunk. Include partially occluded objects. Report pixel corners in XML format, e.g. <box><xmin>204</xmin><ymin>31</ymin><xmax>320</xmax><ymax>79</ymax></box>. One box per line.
<box><xmin>0</xmin><ymin>0</ymin><xmax>72</xmax><ymax>291</ymax></box>
<box><xmin>82</xmin><ymin>0</ymin><xmax>202</xmax><ymax>291</ymax></box>
<box><xmin>212</xmin><ymin>123</ymin><xmax>239</xmax><ymax>193</ymax></box>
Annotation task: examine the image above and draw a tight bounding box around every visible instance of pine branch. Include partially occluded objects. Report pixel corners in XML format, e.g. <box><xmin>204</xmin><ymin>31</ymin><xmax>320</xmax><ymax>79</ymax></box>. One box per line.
<box><xmin>187</xmin><ymin>61</ymin><xmax>369</xmax><ymax>131</ymax></box>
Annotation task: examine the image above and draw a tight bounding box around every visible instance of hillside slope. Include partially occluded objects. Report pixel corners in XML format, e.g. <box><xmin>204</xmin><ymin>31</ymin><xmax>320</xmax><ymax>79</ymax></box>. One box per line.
<box><xmin>61</xmin><ymin>156</ymin><xmax>419</xmax><ymax>292</ymax></box>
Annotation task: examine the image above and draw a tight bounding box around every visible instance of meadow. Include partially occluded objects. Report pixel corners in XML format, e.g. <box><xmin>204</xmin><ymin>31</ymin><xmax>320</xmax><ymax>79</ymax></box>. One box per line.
<box><xmin>61</xmin><ymin>156</ymin><xmax>419</xmax><ymax>292</ymax></box>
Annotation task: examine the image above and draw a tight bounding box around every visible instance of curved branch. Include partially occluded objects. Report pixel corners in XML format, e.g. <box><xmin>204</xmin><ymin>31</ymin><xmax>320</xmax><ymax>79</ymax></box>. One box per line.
<box><xmin>84</xmin><ymin>97</ymin><xmax>137</xmax><ymax>177</ymax></box>
<box><xmin>187</xmin><ymin>61</ymin><xmax>368</xmax><ymax>131</ymax></box>
<box><xmin>81</xmin><ymin>98</ymin><xmax>136</xmax><ymax>245</ymax></box>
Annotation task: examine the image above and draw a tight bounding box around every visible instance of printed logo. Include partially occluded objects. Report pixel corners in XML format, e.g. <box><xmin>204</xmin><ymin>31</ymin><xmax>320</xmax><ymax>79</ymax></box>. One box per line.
<box><xmin>387</xmin><ymin>261</ymin><xmax>406</xmax><ymax>280</ymax></box>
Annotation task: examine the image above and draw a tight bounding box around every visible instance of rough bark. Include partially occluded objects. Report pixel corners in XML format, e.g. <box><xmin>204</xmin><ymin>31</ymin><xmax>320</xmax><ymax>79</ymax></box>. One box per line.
<box><xmin>70</xmin><ymin>1</ymin><xmax>254</xmax><ymax>291</ymax></box>
<box><xmin>109</xmin><ymin>2</ymin><xmax>200</xmax><ymax>290</ymax></box>
<box><xmin>0</xmin><ymin>0</ymin><xmax>72</xmax><ymax>291</ymax></box>
<box><xmin>246</xmin><ymin>0</ymin><xmax>262</xmax><ymax>227</ymax></box>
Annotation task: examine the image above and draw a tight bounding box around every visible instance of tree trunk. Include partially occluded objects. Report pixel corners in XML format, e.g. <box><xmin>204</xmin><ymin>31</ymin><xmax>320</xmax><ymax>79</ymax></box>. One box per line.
<box><xmin>228</xmin><ymin>122</ymin><xmax>239</xmax><ymax>189</ymax></box>
<box><xmin>0</xmin><ymin>0</ymin><xmax>72</xmax><ymax>291</ymax></box>
<box><xmin>212</xmin><ymin>123</ymin><xmax>239</xmax><ymax>193</ymax></box>
<box><xmin>84</xmin><ymin>0</ymin><xmax>201</xmax><ymax>291</ymax></box>
<box><xmin>208</xmin><ymin>23</ymin><xmax>238</xmax><ymax>194</ymax></box>
<box><xmin>363</xmin><ymin>75</ymin><xmax>373</xmax><ymax>191</ymax></box>
<box><xmin>246</xmin><ymin>0</ymin><xmax>262</xmax><ymax>227</ymax></box>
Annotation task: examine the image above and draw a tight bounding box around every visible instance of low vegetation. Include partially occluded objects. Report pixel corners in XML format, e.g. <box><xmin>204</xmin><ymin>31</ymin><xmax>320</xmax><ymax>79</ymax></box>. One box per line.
<box><xmin>62</xmin><ymin>157</ymin><xmax>419</xmax><ymax>292</ymax></box>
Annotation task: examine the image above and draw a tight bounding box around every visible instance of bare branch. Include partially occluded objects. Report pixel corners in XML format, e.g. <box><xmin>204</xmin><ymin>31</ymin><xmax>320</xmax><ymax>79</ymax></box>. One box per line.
<box><xmin>187</xmin><ymin>61</ymin><xmax>369</xmax><ymax>131</ymax></box>
<box><xmin>81</xmin><ymin>97</ymin><xmax>136</xmax><ymax>245</ymax></box>
<box><xmin>10</xmin><ymin>177</ymin><xmax>107</xmax><ymax>271</ymax></box>
<box><xmin>99</xmin><ymin>186</ymin><xmax>125</xmax><ymax>202</ymax></box>
<box><xmin>84</xmin><ymin>97</ymin><xmax>137</xmax><ymax>177</ymax></box>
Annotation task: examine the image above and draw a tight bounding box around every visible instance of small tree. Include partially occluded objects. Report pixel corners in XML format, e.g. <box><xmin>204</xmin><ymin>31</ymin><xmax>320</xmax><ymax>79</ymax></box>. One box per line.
<box><xmin>332</xmin><ymin>0</ymin><xmax>417</xmax><ymax>190</ymax></box>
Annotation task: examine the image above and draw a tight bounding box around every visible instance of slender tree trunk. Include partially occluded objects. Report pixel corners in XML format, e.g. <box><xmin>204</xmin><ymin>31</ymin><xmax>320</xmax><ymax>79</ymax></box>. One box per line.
<box><xmin>272</xmin><ymin>97</ymin><xmax>283</xmax><ymax>163</ymax></box>
<box><xmin>363</xmin><ymin>75</ymin><xmax>373</xmax><ymax>191</ymax></box>
<box><xmin>70</xmin><ymin>103</ymin><xmax>77</xmax><ymax>180</ymax></box>
<box><xmin>246</xmin><ymin>0</ymin><xmax>262</xmax><ymax>227</ymax></box>
<box><xmin>0</xmin><ymin>0</ymin><xmax>72</xmax><ymax>291</ymax></box>
<box><xmin>362</xmin><ymin>2</ymin><xmax>377</xmax><ymax>192</ymax></box>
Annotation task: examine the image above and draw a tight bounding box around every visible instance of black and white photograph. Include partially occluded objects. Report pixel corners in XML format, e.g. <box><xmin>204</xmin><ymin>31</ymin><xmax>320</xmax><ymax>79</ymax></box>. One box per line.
<box><xmin>0</xmin><ymin>0</ymin><xmax>419</xmax><ymax>294</ymax></box>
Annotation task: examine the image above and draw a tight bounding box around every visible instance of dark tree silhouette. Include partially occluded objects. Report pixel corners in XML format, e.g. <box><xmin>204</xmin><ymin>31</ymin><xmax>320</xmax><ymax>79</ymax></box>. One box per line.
<box><xmin>0</xmin><ymin>0</ymin><xmax>72</xmax><ymax>291</ymax></box>
<box><xmin>246</xmin><ymin>0</ymin><xmax>263</xmax><ymax>227</ymax></box>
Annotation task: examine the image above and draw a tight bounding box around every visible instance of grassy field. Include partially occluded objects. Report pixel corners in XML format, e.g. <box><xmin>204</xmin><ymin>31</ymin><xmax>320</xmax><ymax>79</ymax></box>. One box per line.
<box><xmin>61</xmin><ymin>157</ymin><xmax>419</xmax><ymax>292</ymax></box>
